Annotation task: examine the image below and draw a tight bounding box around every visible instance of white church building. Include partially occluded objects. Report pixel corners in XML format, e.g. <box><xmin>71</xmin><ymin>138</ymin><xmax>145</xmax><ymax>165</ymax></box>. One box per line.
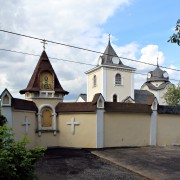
<box><xmin>78</xmin><ymin>40</ymin><xmax>172</xmax><ymax>105</ymax></box>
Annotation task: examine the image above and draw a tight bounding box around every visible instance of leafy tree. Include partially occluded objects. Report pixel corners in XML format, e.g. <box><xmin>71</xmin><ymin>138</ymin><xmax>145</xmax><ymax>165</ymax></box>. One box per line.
<box><xmin>163</xmin><ymin>83</ymin><xmax>180</xmax><ymax>106</ymax></box>
<box><xmin>168</xmin><ymin>19</ymin><xmax>180</xmax><ymax>46</ymax></box>
<box><xmin>0</xmin><ymin>115</ymin><xmax>7</xmax><ymax>126</ymax></box>
<box><xmin>0</xmin><ymin>124</ymin><xmax>45</xmax><ymax>179</ymax></box>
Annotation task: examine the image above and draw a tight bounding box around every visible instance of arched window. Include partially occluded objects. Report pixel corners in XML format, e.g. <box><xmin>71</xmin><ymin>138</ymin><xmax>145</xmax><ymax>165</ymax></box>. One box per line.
<box><xmin>93</xmin><ymin>75</ymin><xmax>97</xmax><ymax>87</ymax></box>
<box><xmin>37</xmin><ymin>104</ymin><xmax>57</xmax><ymax>136</ymax></box>
<box><xmin>113</xmin><ymin>94</ymin><xmax>117</xmax><ymax>102</ymax></box>
<box><xmin>41</xmin><ymin>108</ymin><xmax>53</xmax><ymax>128</ymax></box>
<box><xmin>115</xmin><ymin>73</ymin><xmax>121</xmax><ymax>85</ymax></box>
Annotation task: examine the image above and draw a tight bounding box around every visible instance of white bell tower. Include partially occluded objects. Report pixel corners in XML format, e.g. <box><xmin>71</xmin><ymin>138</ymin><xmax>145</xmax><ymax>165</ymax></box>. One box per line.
<box><xmin>86</xmin><ymin>40</ymin><xmax>135</xmax><ymax>102</ymax></box>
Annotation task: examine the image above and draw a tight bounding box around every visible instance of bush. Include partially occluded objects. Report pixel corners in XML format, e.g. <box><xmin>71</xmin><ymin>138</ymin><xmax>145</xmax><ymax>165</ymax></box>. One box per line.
<box><xmin>0</xmin><ymin>124</ymin><xmax>45</xmax><ymax>179</ymax></box>
<box><xmin>0</xmin><ymin>115</ymin><xmax>7</xmax><ymax>126</ymax></box>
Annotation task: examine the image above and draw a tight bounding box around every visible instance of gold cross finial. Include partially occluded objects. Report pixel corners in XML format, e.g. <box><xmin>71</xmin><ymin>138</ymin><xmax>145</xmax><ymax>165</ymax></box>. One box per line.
<box><xmin>41</xmin><ymin>39</ymin><xmax>47</xmax><ymax>50</ymax></box>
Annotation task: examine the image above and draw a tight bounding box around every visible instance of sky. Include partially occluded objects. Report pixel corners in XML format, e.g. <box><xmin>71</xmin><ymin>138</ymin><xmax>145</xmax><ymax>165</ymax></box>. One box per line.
<box><xmin>0</xmin><ymin>0</ymin><xmax>180</xmax><ymax>101</ymax></box>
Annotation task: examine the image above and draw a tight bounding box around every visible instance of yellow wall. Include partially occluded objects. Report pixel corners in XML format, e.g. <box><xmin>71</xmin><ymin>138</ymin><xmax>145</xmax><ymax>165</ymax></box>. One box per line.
<box><xmin>11</xmin><ymin>109</ymin><xmax>180</xmax><ymax>148</ymax></box>
<box><xmin>12</xmin><ymin>111</ymin><xmax>37</xmax><ymax>148</ymax></box>
<box><xmin>35</xmin><ymin>113</ymin><xmax>97</xmax><ymax>148</ymax></box>
<box><xmin>33</xmin><ymin>99</ymin><xmax>60</xmax><ymax>108</ymax></box>
<box><xmin>104</xmin><ymin>113</ymin><xmax>150</xmax><ymax>147</ymax></box>
<box><xmin>157</xmin><ymin>114</ymin><xmax>180</xmax><ymax>146</ymax></box>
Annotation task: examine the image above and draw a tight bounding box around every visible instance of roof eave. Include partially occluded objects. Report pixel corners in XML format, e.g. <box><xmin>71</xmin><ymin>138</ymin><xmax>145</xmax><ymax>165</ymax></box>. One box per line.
<box><xmin>85</xmin><ymin>64</ymin><xmax>136</xmax><ymax>74</ymax></box>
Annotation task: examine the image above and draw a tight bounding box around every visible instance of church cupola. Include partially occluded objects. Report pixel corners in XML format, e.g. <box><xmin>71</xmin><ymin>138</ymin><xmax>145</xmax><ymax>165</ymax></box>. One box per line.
<box><xmin>147</xmin><ymin>63</ymin><xmax>169</xmax><ymax>83</ymax></box>
<box><xmin>20</xmin><ymin>51</ymin><xmax>69</xmax><ymax>100</ymax></box>
<box><xmin>141</xmin><ymin>62</ymin><xmax>173</xmax><ymax>105</ymax></box>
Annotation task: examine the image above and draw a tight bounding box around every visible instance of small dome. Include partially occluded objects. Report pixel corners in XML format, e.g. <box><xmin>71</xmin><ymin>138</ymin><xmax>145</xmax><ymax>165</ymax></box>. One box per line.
<box><xmin>147</xmin><ymin>65</ymin><xmax>169</xmax><ymax>82</ymax></box>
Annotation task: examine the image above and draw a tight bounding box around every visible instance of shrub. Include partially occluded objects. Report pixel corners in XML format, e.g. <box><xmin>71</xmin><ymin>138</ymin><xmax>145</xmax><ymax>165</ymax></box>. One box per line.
<box><xmin>0</xmin><ymin>115</ymin><xmax>7</xmax><ymax>126</ymax></box>
<box><xmin>0</xmin><ymin>124</ymin><xmax>45</xmax><ymax>179</ymax></box>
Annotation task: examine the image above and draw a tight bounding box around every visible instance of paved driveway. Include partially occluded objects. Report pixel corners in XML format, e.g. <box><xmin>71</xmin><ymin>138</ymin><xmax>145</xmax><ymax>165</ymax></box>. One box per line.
<box><xmin>35</xmin><ymin>148</ymin><xmax>146</xmax><ymax>180</ymax></box>
<box><xmin>92</xmin><ymin>146</ymin><xmax>180</xmax><ymax>180</ymax></box>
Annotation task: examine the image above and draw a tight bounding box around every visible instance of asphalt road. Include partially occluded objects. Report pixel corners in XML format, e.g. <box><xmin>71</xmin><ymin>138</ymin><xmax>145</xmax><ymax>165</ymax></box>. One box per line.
<box><xmin>35</xmin><ymin>148</ymin><xmax>146</xmax><ymax>180</ymax></box>
<box><xmin>92</xmin><ymin>146</ymin><xmax>180</xmax><ymax>180</ymax></box>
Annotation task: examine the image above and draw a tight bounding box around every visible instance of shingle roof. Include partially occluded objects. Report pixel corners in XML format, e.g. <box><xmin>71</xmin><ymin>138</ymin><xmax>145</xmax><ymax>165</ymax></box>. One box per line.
<box><xmin>122</xmin><ymin>96</ymin><xmax>135</xmax><ymax>103</ymax></box>
<box><xmin>92</xmin><ymin>93</ymin><xmax>102</xmax><ymax>104</ymax></box>
<box><xmin>101</xmin><ymin>40</ymin><xmax>122</xmax><ymax>65</ymax></box>
<box><xmin>12</xmin><ymin>98</ymin><xmax>38</xmax><ymax>111</ymax></box>
<box><xmin>56</xmin><ymin>98</ymin><xmax>152</xmax><ymax>113</ymax></box>
<box><xmin>76</xmin><ymin>94</ymin><xmax>87</xmax><ymax>102</ymax></box>
<box><xmin>158</xmin><ymin>105</ymin><xmax>180</xmax><ymax>114</ymax></box>
<box><xmin>142</xmin><ymin>82</ymin><xmax>170</xmax><ymax>91</ymax></box>
<box><xmin>19</xmin><ymin>51</ymin><xmax>69</xmax><ymax>95</ymax></box>
<box><xmin>134</xmin><ymin>90</ymin><xmax>155</xmax><ymax>105</ymax></box>
<box><xmin>147</xmin><ymin>65</ymin><xmax>169</xmax><ymax>82</ymax></box>
<box><xmin>0</xmin><ymin>88</ymin><xmax>13</xmax><ymax>98</ymax></box>
<box><xmin>100</xmin><ymin>40</ymin><xmax>135</xmax><ymax>70</ymax></box>
<box><xmin>56</xmin><ymin>102</ymin><xmax>96</xmax><ymax>113</ymax></box>
<box><xmin>104</xmin><ymin>102</ymin><xmax>152</xmax><ymax>114</ymax></box>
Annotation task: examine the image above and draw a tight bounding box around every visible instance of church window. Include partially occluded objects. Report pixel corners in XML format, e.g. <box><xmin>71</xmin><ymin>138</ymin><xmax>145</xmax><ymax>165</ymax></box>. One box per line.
<box><xmin>93</xmin><ymin>75</ymin><xmax>97</xmax><ymax>87</ymax></box>
<box><xmin>115</xmin><ymin>73</ymin><xmax>121</xmax><ymax>85</ymax></box>
<box><xmin>113</xmin><ymin>94</ymin><xmax>117</xmax><ymax>102</ymax></box>
<box><xmin>41</xmin><ymin>108</ymin><xmax>53</xmax><ymax>127</ymax></box>
<box><xmin>37</xmin><ymin>104</ymin><xmax>58</xmax><ymax>136</ymax></box>
<box><xmin>3</xmin><ymin>94</ymin><xmax>10</xmax><ymax>105</ymax></box>
<box><xmin>40</xmin><ymin>71</ymin><xmax>54</xmax><ymax>90</ymax></box>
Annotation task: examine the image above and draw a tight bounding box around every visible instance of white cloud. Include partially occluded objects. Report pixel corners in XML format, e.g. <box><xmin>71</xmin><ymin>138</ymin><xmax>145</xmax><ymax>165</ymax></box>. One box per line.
<box><xmin>165</xmin><ymin>65</ymin><xmax>180</xmax><ymax>85</ymax></box>
<box><xmin>0</xmin><ymin>0</ymin><xmax>131</xmax><ymax>100</ymax></box>
<box><xmin>2</xmin><ymin>0</ymin><xmax>175</xmax><ymax>101</ymax></box>
<box><xmin>112</xmin><ymin>43</ymin><xmax>165</xmax><ymax>89</ymax></box>
<box><xmin>138</xmin><ymin>45</ymin><xmax>164</xmax><ymax>70</ymax></box>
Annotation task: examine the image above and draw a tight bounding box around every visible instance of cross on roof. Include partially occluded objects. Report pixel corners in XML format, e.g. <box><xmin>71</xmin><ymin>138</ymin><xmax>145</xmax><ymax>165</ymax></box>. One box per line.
<box><xmin>41</xmin><ymin>39</ymin><xmax>47</xmax><ymax>50</ymax></box>
<box><xmin>157</xmin><ymin>57</ymin><xmax>159</xmax><ymax>67</ymax></box>
<box><xmin>66</xmin><ymin>117</ymin><xmax>80</xmax><ymax>135</ymax></box>
<box><xmin>22</xmin><ymin>116</ymin><xmax>30</xmax><ymax>135</ymax></box>
<box><xmin>108</xmin><ymin>34</ymin><xmax>111</xmax><ymax>42</ymax></box>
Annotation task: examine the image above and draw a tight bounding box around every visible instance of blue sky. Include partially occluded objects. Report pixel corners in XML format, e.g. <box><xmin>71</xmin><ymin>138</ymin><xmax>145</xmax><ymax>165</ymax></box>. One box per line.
<box><xmin>103</xmin><ymin>0</ymin><xmax>180</xmax><ymax>67</ymax></box>
<box><xmin>107</xmin><ymin>0</ymin><xmax>180</xmax><ymax>67</ymax></box>
<box><xmin>0</xmin><ymin>0</ymin><xmax>179</xmax><ymax>101</ymax></box>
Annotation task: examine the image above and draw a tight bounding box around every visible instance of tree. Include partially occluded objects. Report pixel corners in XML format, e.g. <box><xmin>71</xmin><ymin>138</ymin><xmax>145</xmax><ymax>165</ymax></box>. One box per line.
<box><xmin>0</xmin><ymin>124</ymin><xmax>45</xmax><ymax>179</ymax></box>
<box><xmin>168</xmin><ymin>19</ymin><xmax>180</xmax><ymax>46</ymax></box>
<box><xmin>163</xmin><ymin>83</ymin><xmax>180</xmax><ymax>106</ymax></box>
<box><xmin>0</xmin><ymin>115</ymin><xmax>7</xmax><ymax>126</ymax></box>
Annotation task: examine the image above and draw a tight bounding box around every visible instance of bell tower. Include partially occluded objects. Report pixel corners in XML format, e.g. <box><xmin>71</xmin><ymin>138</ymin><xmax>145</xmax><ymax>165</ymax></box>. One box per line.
<box><xmin>86</xmin><ymin>40</ymin><xmax>135</xmax><ymax>102</ymax></box>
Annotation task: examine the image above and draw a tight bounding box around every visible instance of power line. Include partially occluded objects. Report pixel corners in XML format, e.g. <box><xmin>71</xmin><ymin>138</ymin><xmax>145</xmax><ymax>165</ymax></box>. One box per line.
<box><xmin>0</xmin><ymin>48</ymin><xmax>95</xmax><ymax>66</ymax></box>
<box><xmin>0</xmin><ymin>29</ymin><xmax>180</xmax><ymax>72</ymax></box>
<box><xmin>0</xmin><ymin>47</ymin><xmax>179</xmax><ymax>82</ymax></box>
